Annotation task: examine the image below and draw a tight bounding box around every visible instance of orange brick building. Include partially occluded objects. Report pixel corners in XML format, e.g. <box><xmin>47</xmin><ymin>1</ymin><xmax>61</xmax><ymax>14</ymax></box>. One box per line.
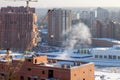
<box><xmin>0</xmin><ymin>6</ymin><xmax>38</xmax><ymax>51</ymax></box>
<box><xmin>0</xmin><ymin>55</ymin><xmax>94</xmax><ymax>80</ymax></box>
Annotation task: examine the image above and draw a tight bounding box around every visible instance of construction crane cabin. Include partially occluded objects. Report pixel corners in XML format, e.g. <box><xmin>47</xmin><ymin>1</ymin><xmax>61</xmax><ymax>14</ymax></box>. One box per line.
<box><xmin>6</xmin><ymin>0</ymin><xmax>38</xmax><ymax>12</ymax></box>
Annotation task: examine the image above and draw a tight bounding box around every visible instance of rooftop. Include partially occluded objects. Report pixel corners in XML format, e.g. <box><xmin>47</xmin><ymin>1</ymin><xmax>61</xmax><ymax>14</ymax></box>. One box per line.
<box><xmin>93</xmin><ymin>38</ymin><xmax>120</xmax><ymax>44</ymax></box>
<box><xmin>38</xmin><ymin>58</ymin><xmax>91</xmax><ymax>69</ymax></box>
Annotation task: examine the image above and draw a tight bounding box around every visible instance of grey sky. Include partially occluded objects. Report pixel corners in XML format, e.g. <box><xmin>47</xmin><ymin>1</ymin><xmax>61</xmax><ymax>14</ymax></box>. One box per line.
<box><xmin>0</xmin><ymin>0</ymin><xmax>120</xmax><ymax>8</ymax></box>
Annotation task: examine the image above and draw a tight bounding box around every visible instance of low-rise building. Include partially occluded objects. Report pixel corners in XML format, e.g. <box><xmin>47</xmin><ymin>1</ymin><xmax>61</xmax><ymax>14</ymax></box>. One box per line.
<box><xmin>92</xmin><ymin>38</ymin><xmax>120</xmax><ymax>47</ymax></box>
<box><xmin>0</xmin><ymin>51</ymin><xmax>94</xmax><ymax>80</ymax></box>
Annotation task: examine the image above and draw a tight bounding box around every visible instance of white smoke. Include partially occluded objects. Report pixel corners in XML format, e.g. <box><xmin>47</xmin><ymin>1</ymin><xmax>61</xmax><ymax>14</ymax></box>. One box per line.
<box><xmin>55</xmin><ymin>51</ymin><xmax>71</xmax><ymax>60</ymax></box>
<box><xmin>66</xmin><ymin>23</ymin><xmax>92</xmax><ymax>50</ymax></box>
<box><xmin>55</xmin><ymin>23</ymin><xmax>92</xmax><ymax>59</ymax></box>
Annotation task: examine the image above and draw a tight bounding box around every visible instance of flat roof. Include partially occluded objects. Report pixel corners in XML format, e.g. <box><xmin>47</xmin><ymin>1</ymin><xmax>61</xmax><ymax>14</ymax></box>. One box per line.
<box><xmin>39</xmin><ymin>60</ymin><xmax>90</xmax><ymax>69</ymax></box>
<box><xmin>93</xmin><ymin>38</ymin><xmax>120</xmax><ymax>44</ymax></box>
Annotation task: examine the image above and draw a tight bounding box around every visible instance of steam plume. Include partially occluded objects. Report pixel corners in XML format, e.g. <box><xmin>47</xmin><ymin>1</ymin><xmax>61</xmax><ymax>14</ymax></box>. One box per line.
<box><xmin>55</xmin><ymin>23</ymin><xmax>92</xmax><ymax>59</ymax></box>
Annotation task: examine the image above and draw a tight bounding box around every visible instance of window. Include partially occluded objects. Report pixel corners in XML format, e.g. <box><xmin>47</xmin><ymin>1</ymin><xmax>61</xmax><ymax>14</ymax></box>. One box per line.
<box><xmin>1</xmin><ymin>73</ymin><xmax>4</xmax><ymax>76</ymax></box>
<box><xmin>48</xmin><ymin>70</ymin><xmax>53</xmax><ymax>78</ymax></box>
<box><xmin>95</xmin><ymin>55</ymin><xmax>98</xmax><ymax>58</ymax></box>
<box><xmin>99</xmin><ymin>55</ymin><xmax>102</xmax><ymax>59</ymax></box>
<box><xmin>1</xmin><ymin>67</ymin><xmax>3</xmax><ymax>69</ymax></box>
<box><xmin>28</xmin><ymin>77</ymin><xmax>31</xmax><ymax>80</ymax></box>
<box><xmin>20</xmin><ymin>76</ymin><xmax>24</xmax><ymax>80</ymax></box>
<box><xmin>118</xmin><ymin>56</ymin><xmax>120</xmax><ymax>59</ymax></box>
<box><xmin>113</xmin><ymin>55</ymin><xmax>116</xmax><ymax>59</ymax></box>
<box><xmin>90</xmin><ymin>69</ymin><xmax>92</xmax><ymax>72</ymax></box>
<box><xmin>109</xmin><ymin>55</ymin><xmax>112</xmax><ymax>59</ymax></box>
<box><xmin>34</xmin><ymin>78</ymin><xmax>37</xmax><ymax>80</ymax></box>
<box><xmin>28</xmin><ymin>59</ymin><xmax>31</xmax><ymax>62</ymax></box>
<box><xmin>28</xmin><ymin>68</ymin><xmax>31</xmax><ymax>71</ymax></box>
<box><xmin>104</xmin><ymin>55</ymin><xmax>107</xmax><ymax>59</ymax></box>
<box><xmin>42</xmin><ymin>71</ymin><xmax>45</xmax><ymax>74</ymax></box>
<box><xmin>35</xmin><ymin>59</ymin><xmax>37</xmax><ymax>64</ymax></box>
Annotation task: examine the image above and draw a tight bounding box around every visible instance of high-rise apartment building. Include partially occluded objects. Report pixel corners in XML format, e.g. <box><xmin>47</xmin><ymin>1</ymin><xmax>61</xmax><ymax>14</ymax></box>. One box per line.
<box><xmin>0</xmin><ymin>6</ymin><xmax>38</xmax><ymax>51</ymax></box>
<box><xmin>47</xmin><ymin>9</ymin><xmax>72</xmax><ymax>46</ymax></box>
<box><xmin>96</xmin><ymin>20</ymin><xmax>103</xmax><ymax>38</ymax></box>
<box><xmin>96</xmin><ymin>7</ymin><xmax>109</xmax><ymax>21</ymax></box>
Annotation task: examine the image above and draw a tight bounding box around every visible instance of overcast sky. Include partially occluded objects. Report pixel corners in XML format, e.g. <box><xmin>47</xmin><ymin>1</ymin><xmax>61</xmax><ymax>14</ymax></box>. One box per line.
<box><xmin>0</xmin><ymin>0</ymin><xmax>120</xmax><ymax>8</ymax></box>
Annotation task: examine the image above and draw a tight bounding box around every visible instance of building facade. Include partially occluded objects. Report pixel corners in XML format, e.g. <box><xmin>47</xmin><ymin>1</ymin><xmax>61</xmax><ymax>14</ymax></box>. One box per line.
<box><xmin>0</xmin><ymin>54</ymin><xmax>94</xmax><ymax>80</ymax></box>
<box><xmin>0</xmin><ymin>6</ymin><xmax>38</xmax><ymax>51</ymax></box>
<box><xmin>96</xmin><ymin>7</ymin><xmax>109</xmax><ymax>21</ymax></box>
<box><xmin>47</xmin><ymin>9</ymin><xmax>72</xmax><ymax>46</ymax></box>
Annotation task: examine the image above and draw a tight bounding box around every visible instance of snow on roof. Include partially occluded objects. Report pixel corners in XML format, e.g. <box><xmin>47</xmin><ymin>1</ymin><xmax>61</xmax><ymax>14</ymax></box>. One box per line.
<box><xmin>0</xmin><ymin>50</ymin><xmax>23</xmax><ymax>60</ymax></box>
<box><xmin>92</xmin><ymin>45</ymin><xmax>120</xmax><ymax>51</ymax></box>
<box><xmin>92</xmin><ymin>48</ymin><xmax>109</xmax><ymax>50</ymax></box>
<box><xmin>93</xmin><ymin>38</ymin><xmax>120</xmax><ymax>44</ymax></box>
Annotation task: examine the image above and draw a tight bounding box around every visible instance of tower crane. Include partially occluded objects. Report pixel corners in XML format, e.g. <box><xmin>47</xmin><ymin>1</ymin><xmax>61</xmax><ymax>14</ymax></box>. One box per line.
<box><xmin>0</xmin><ymin>0</ymin><xmax>39</xmax><ymax>79</ymax></box>
<box><xmin>5</xmin><ymin>0</ymin><xmax>38</xmax><ymax>12</ymax></box>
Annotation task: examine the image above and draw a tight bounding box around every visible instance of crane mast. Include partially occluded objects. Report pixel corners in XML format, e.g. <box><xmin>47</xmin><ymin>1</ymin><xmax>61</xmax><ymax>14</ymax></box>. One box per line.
<box><xmin>0</xmin><ymin>1</ymin><xmax>38</xmax><ymax>80</ymax></box>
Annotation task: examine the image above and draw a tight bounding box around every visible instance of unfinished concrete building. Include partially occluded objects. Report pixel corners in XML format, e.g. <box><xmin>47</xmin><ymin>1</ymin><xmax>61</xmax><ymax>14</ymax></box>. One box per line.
<box><xmin>0</xmin><ymin>53</ymin><xmax>94</xmax><ymax>80</ymax></box>
<box><xmin>0</xmin><ymin>6</ymin><xmax>38</xmax><ymax>51</ymax></box>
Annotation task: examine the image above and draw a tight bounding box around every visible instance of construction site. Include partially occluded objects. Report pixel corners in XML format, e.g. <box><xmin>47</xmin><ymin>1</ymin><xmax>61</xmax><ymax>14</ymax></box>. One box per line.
<box><xmin>0</xmin><ymin>0</ymin><xmax>38</xmax><ymax>51</ymax></box>
<box><xmin>0</xmin><ymin>1</ymin><xmax>95</xmax><ymax>80</ymax></box>
<box><xmin>0</xmin><ymin>49</ymin><xmax>94</xmax><ymax>80</ymax></box>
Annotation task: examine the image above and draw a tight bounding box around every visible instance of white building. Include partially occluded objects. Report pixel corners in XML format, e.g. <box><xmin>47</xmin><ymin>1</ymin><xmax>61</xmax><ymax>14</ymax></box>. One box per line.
<box><xmin>92</xmin><ymin>45</ymin><xmax>120</xmax><ymax>60</ymax></box>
